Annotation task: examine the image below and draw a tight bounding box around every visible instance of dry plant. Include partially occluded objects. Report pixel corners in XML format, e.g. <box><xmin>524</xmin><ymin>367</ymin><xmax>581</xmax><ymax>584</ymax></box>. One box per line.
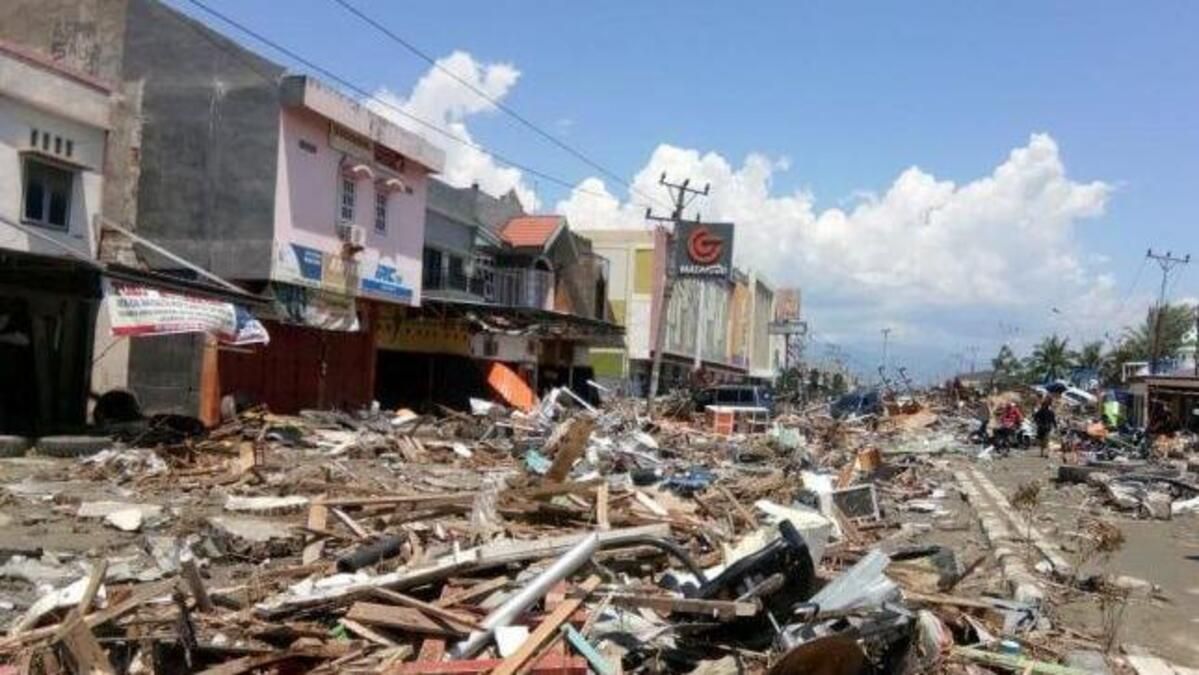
<box><xmin>1073</xmin><ymin>517</ymin><xmax>1129</xmax><ymax>651</ymax></box>
<box><xmin>1010</xmin><ymin>480</ymin><xmax>1042</xmax><ymax>557</ymax></box>
<box><xmin>1074</xmin><ymin>517</ymin><xmax>1126</xmax><ymax>570</ymax></box>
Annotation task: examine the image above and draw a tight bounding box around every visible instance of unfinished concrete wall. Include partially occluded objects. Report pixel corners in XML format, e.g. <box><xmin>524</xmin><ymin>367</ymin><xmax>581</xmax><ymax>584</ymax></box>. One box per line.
<box><xmin>122</xmin><ymin>0</ymin><xmax>283</xmax><ymax>280</ymax></box>
<box><xmin>0</xmin><ymin>0</ymin><xmax>128</xmax><ymax>82</ymax></box>
<box><xmin>0</xmin><ymin>0</ymin><xmax>137</xmax><ymax>241</ymax></box>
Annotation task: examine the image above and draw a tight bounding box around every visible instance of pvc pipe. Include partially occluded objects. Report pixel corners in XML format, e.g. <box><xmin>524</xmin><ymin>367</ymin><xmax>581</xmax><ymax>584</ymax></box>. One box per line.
<box><xmin>448</xmin><ymin>532</ymin><xmax>599</xmax><ymax>659</ymax></box>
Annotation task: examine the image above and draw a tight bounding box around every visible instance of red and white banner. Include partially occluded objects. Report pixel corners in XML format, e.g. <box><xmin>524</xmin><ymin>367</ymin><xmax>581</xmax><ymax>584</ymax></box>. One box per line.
<box><xmin>104</xmin><ymin>281</ymin><xmax>269</xmax><ymax>345</ymax></box>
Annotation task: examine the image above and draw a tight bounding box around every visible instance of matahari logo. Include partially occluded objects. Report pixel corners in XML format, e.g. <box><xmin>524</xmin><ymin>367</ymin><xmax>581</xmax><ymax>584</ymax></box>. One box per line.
<box><xmin>686</xmin><ymin>226</ymin><xmax>724</xmax><ymax>265</ymax></box>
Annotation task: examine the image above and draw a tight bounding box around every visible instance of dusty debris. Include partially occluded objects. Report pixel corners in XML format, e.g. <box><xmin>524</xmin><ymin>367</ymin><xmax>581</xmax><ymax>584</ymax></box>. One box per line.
<box><xmin>0</xmin><ymin>388</ymin><xmax>1194</xmax><ymax>674</ymax></box>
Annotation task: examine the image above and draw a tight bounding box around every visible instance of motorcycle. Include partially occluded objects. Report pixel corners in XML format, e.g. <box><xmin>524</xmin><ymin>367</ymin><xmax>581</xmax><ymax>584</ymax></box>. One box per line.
<box><xmin>969</xmin><ymin>419</ymin><xmax>1034</xmax><ymax>455</ymax></box>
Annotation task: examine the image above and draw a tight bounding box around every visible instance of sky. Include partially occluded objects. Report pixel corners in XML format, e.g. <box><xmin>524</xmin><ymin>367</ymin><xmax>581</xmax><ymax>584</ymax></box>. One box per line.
<box><xmin>168</xmin><ymin>0</ymin><xmax>1199</xmax><ymax>381</ymax></box>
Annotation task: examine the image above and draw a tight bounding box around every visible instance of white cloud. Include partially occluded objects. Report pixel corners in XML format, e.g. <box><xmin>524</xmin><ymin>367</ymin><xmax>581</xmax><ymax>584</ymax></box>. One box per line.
<box><xmin>558</xmin><ymin>134</ymin><xmax>1118</xmax><ymax>352</ymax></box>
<box><xmin>367</xmin><ymin>51</ymin><xmax>540</xmax><ymax>210</ymax></box>
<box><xmin>367</xmin><ymin>51</ymin><xmax>1124</xmax><ymax>363</ymax></box>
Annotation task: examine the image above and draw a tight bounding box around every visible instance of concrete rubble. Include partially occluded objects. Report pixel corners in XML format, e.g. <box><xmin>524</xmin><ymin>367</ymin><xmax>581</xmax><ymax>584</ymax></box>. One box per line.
<box><xmin>0</xmin><ymin>388</ymin><xmax>1196</xmax><ymax>673</ymax></box>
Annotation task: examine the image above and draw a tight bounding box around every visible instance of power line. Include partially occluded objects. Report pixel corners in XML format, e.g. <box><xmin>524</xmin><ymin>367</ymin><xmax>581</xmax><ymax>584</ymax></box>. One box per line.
<box><xmin>1112</xmin><ymin>256</ymin><xmax>1148</xmax><ymax>321</ymax></box>
<box><xmin>329</xmin><ymin>0</ymin><xmax>669</xmax><ymax>212</ymax></box>
<box><xmin>176</xmin><ymin>0</ymin><xmax>647</xmax><ymax>209</ymax></box>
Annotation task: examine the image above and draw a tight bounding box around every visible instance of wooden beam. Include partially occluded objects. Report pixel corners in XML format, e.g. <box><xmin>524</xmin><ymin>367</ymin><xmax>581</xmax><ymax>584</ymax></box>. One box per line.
<box><xmin>491</xmin><ymin>576</ymin><xmax>601</xmax><ymax>675</ymax></box>
<box><xmin>339</xmin><ymin>617</ymin><xmax>399</xmax><ymax>647</ymax></box>
<box><xmin>344</xmin><ymin>602</ymin><xmax>468</xmax><ymax>637</ymax></box>
<box><xmin>595</xmin><ymin>482</ymin><xmax>610</xmax><ymax>531</ymax></box>
<box><xmin>76</xmin><ymin>559</ymin><xmax>108</xmax><ymax>615</ymax></box>
<box><xmin>180</xmin><ymin>551</ymin><xmax>215</xmax><ymax>613</ymax></box>
<box><xmin>330</xmin><ymin>507</ymin><xmax>371</xmax><ymax>540</ymax></box>
<box><xmin>385</xmin><ymin>654</ymin><xmax>587</xmax><ymax>675</ymax></box>
<box><xmin>433</xmin><ymin>577</ymin><xmax>509</xmax><ymax>608</ymax></box>
<box><xmin>368</xmin><ymin>587</ymin><xmax>482</xmax><ymax>631</ymax></box>
<box><xmin>54</xmin><ymin>610</ymin><xmax>114</xmax><ymax>675</ymax></box>
<box><xmin>302</xmin><ymin>498</ymin><xmax>329</xmax><ymax>565</ymax></box>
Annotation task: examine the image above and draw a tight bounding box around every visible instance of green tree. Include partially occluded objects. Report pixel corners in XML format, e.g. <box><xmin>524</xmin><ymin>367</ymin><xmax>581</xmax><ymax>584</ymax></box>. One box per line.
<box><xmin>1120</xmin><ymin>303</ymin><xmax>1195</xmax><ymax>362</ymax></box>
<box><xmin>1026</xmin><ymin>334</ymin><xmax>1075</xmax><ymax>382</ymax></box>
<box><xmin>1098</xmin><ymin>303</ymin><xmax>1196</xmax><ymax>383</ymax></box>
<box><xmin>990</xmin><ymin>344</ymin><xmax>1021</xmax><ymax>387</ymax></box>
<box><xmin>1077</xmin><ymin>341</ymin><xmax>1105</xmax><ymax>370</ymax></box>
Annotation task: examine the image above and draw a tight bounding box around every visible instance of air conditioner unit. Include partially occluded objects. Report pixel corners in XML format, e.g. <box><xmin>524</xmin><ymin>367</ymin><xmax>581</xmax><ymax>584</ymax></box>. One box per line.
<box><xmin>336</xmin><ymin>223</ymin><xmax>367</xmax><ymax>248</ymax></box>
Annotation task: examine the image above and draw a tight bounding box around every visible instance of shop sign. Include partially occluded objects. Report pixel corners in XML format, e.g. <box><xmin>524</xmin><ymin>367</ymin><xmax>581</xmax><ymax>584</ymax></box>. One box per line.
<box><xmin>672</xmin><ymin>221</ymin><xmax>734</xmax><ymax>279</ymax></box>
<box><xmin>274</xmin><ymin>242</ymin><xmax>358</xmax><ymax>296</ymax></box>
<box><xmin>375</xmin><ymin>310</ymin><xmax>470</xmax><ymax>355</ymax></box>
<box><xmin>360</xmin><ymin>261</ymin><xmax>413</xmax><ymax>304</ymax></box>
<box><xmin>104</xmin><ymin>281</ymin><xmax>268</xmax><ymax>345</ymax></box>
<box><xmin>272</xmin><ymin>284</ymin><xmax>359</xmax><ymax>332</ymax></box>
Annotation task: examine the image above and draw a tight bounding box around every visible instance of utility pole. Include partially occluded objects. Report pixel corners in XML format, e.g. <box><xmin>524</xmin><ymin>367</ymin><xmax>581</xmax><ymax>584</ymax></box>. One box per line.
<box><xmin>967</xmin><ymin>345</ymin><xmax>979</xmax><ymax>374</ymax></box>
<box><xmin>645</xmin><ymin>173</ymin><xmax>709</xmax><ymax>417</ymax></box>
<box><xmin>880</xmin><ymin>327</ymin><xmax>891</xmax><ymax>372</ymax></box>
<box><xmin>1146</xmin><ymin>249</ymin><xmax>1190</xmax><ymax>375</ymax></box>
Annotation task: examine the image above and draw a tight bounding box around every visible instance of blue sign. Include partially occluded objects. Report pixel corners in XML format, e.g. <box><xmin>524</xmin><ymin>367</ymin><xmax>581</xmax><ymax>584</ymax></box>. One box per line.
<box><xmin>290</xmin><ymin>244</ymin><xmax>323</xmax><ymax>282</ymax></box>
<box><xmin>361</xmin><ymin>263</ymin><xmax>413</xmax><ymax>302</ymax></box>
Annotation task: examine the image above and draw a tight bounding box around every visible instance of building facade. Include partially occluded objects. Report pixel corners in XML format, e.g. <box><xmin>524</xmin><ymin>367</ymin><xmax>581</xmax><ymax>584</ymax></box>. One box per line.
<box><xmin>81</xmin><ymin>0</ymin><xmax>446</xmax><ymax>416</ymax></box>
<box><xmin>374</xmin><ymin>180</ymin><xmax>620</xmax><ymax>411</ymax></box>
<box><xmin>581</xmin><ymin>227</ymin><xmax>779</xmax><ymax>394</ymax></box>
<box><xmin>0</xmin><ymin>39</ymin><xmax>113</xmax><ymax>434</ymax></box>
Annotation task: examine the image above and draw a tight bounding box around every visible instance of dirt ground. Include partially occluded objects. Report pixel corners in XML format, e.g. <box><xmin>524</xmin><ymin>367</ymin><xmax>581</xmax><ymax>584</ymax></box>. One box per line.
<box><xmin>982</xmin><ymin>452</ymin><xmax>1199</xmax><ymax>667</ymax></box>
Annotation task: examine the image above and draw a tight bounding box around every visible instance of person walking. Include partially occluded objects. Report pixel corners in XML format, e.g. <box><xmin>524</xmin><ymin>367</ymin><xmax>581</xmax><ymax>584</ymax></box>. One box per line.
<box><xmin>1032</xmin><ymin>396</ymin><xmax>1057</xmax><ymax>458</ymax></box>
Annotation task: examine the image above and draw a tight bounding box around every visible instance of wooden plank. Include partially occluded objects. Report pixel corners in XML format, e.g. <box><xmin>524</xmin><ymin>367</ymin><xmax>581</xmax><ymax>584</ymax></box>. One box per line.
<box><xmin>633</xmin><ymin>491</ymin><xmax>669</xmax><ymax>517</ymax></box>
<box><xmin>433</xmin><ymin>576</ymin><xmax>509</xmax><ymax>608</ymax></box>
<box><xmin>545</xmin><ymin>417</ymin><xmax>595</xmax><ymax>483</ymax></box>
<box><xmin>716</xmin><ymin>485</ymin><xmax>757</xmax><ymax>529</ymax></box>
<box><xmin>180</xmin><ymin>551</ymin><xmax>214</xmax><ymax>613</ymax></box>
<box><xmin>595</xmin><ymin>482</ymin><xmax>610</xmax><ymax>531</ymax></box>
<box><xmin>340</xmin><ymin>617</ymin><xmax>399</xmax><ymax>647</ymax></box>
<box><xmin>55</xmin><ymin>610</ymin><xmax>114</xmax><ymax>675</ymax></box>
<box><xmin>330</xmin><ymin>507</ymin><xmax>371</xmax><ymax>540</ymax></box>
<box><xmin>302</xmin><ymin>498</ymin><xmax>329</xmax><ymax>565</ymax></box>
<box><xmin>417</xmin><ymin>637</ymin><xmax>446</xmax><ymax>663</ymax></box>
<box><xmin>195</xmin><ymin>647</ymin><xmax>342</xmax><ymax>675</ymax></box>
<box><xmin>386</xmin><ymin>654</ymin><xmax>588</xmax><ymax>675</ymax></box>
<box><xmin>491</xmin><ymin>576</ymin><xmax>601</xmax><ymax>675</ymax></box>
<box><xmin>368</xmin><ymin>587</ymin><xmax>482</xmax><ymax>630</ymax></box>
<box><xmin>345</xmin><ymin>602</ymin><xmax>468</xmax><ymax>637</ymax></box>
<box><xmin>1</xmin><ymin>579</ymin><xmax>176</xmax><ymax>648</ymax></box>
<box><xmin>76</xmin><ymin>559</ymin><xmax>108</xmax><ymax>615</ymax></box>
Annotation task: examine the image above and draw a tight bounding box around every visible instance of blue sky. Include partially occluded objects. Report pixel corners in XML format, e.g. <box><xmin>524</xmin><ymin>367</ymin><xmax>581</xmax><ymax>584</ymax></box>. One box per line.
<box><xmin>169</xmin><ymin>0</ymin><xmax>1199</xmax><ymax>380</ymax></box>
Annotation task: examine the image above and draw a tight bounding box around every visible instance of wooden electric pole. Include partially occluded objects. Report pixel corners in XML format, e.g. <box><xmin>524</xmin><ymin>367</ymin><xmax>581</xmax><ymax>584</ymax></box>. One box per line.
<box><xmin>645</xmin><ymin>173</ymin><xmax>709</xmax><ymax>418</ymax></box>
<box><xmin>1146</xmin><ymin>249</ymin><xmax>1190</xmax><ymax>375</ymax></box>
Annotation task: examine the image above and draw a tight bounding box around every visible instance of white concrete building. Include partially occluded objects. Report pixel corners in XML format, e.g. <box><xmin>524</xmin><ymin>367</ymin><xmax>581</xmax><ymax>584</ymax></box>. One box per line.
<box><xmin>0</xmin><ymin>39</ymin><xmax>112</xmax><ymax>434</ymax></box>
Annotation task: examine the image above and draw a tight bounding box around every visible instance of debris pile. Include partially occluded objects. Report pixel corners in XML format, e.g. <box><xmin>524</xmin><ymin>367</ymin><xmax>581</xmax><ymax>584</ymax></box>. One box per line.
<box><xmin>0</xmin><ymin>387</ymin><xmax>1195</xmax><ymax>673</ymax></box>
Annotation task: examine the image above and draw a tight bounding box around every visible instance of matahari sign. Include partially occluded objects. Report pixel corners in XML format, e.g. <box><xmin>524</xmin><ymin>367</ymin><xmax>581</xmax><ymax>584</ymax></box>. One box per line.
<box><xmin>673</xmin><ymin>221</ymin><xmax>734</xmax><ymax>279</ymax></box>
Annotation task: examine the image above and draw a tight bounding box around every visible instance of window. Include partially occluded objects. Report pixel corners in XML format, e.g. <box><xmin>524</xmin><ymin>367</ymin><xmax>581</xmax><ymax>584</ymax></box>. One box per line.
<box><xmin>339</xmin><ymin>177</ymin><xmax>356</xmax><ymax>222</ymax></box>
<box><xmin>633</xmin><ymin>248</ymin><xmax>654</xmax><ymax>294</ymax></box>
<box><xmin>22</xmin><ymin>158</ymin><xmax>73</xmax><ymax>229</ymax></box>
<box><xmin>374</xmin><ymin>191</ymin><xmax>388</xmax><ymax>233</ymax></box>
<box><xmin>448</xmin><ymin>255</ymin><xmax>465</xmax><ymax>289</ymax></box>
<box><xmin>422</xmin><ymin>248</ymin><xmax>443</xmax><ymax>289</ymax></box>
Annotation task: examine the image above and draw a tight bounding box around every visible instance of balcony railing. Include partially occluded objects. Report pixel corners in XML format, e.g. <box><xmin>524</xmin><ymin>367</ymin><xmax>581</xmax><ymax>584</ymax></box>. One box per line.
<box><xmin>424</xmin><ymin>264</ymin><xmax>553</xmax><ymax>310</ymax></box>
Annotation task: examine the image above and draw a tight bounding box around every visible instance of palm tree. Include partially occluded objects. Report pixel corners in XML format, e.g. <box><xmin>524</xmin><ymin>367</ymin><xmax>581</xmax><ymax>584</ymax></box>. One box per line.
<box><xmin>1076</xmin><ymin>341</ymin><xmax>1104</xmax><ymax>370</ymax></box>
<box><xmin>1026</xmin><ymin>334</ymin><xmax>1075</xmax><ymax>382</ymax></box>
<box><xmin>1120</xmin><ymin>303</ymin><xmax>1195</xmax><ymax>362</ymax></box>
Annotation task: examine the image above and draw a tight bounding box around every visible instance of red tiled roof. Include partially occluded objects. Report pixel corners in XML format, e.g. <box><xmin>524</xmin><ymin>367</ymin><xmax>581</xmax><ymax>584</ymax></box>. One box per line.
<box><xmin>499</xmin><ymin>215</ymin><xmax>563</xmax><ymax>248</ymax></box>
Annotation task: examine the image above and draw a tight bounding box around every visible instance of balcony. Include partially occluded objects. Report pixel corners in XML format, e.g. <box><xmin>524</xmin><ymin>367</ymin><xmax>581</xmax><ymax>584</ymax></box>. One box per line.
<box><xmin>423</xmin><ymin>261</ymin><xmax>553</xmax><ymax>310</ymax></box>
